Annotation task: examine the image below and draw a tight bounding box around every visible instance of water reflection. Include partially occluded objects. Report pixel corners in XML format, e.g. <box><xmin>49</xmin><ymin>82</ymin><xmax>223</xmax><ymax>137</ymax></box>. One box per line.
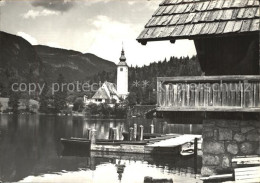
<box><xmin>0</xmin><ymin>114</ymin><xmax>202</xmax><ymax>183</ymax></box>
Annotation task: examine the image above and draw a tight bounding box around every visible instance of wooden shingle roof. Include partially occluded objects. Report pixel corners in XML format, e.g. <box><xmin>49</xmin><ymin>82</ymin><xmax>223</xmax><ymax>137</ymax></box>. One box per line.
<box><xmin>137</xmin><ymin>0</ymin><xmax>260</xmax><ymax>43</ymax></box>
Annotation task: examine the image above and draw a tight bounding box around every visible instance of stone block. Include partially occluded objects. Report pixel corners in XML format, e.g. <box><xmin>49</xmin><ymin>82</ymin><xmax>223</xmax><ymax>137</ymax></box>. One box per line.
<box><xmin>246</xmin><ymin>132</ymin><xmax>260</xmax><ymax>141</ymax></box>
<box><xmin>203</xmin><ymin>141</ymin><xmax>225</xmax><ymax>154</ymax></box>
<box><xmin>216</xmin><ymin>120</ymin><xmax>239</xmax><ymax>128</ymax></box>
<box><xmin>202</xmin><ymin>128</ymin><xmax>214</xmax><ymax>139</ymax></box>
<box><xmin>234</xmin><ymin>133</ymin><xmax>246</xmax><ymax>142</ymax></box>
<box><xmin>227</xmin><ymin>143</ymin><xmax>238</xmax><ymax>155</ymax></box>
<box><xmin>222</xmin><ymin>155</ymin><xmax>231</xmax><ymax>169</ymax></box>
<box><xmin>240</xmin><ymin>142</ymin><xmax>255</xmax><ymax>154</ymax></box>
<box><xmin>241</xmin><ymin>126</ymin><xmax>255</xmax><ymax>134</ymax></box>
<box><xmin>219</xmin><ymin>128</ymin><xmax>232</xmax><ymax>141</ymax></box>
<box><xmin>203</xmin><ymin>155</ymin><xmax>220</xmax><ymax>166</ymax></box>
<box><xmin>201</xmin><ymin>166</ymin><xmax>216</xmax><ymax>176</ymax></box>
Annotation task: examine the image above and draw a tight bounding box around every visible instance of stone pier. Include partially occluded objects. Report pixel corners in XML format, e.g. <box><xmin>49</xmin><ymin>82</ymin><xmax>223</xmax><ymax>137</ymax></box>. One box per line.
<box><xmin>201</xmin><ymin>119</ymin><xmax>260</xmax><ymax>176</ymax></box>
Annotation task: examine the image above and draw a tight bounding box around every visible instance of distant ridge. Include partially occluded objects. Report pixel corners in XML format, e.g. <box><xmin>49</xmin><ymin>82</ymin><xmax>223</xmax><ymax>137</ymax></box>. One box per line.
<box><xmin>0</xmin><ymin>31</ymin><xmax>116</xmax><ymax>83</ymax></box>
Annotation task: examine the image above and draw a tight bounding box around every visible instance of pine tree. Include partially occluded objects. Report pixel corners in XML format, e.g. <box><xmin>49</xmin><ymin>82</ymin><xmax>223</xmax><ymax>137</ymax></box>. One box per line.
<box><xmin>54</xmin><ymin>74</ymin><xmax>67</xmax><ymax>113</ymax></box>
<box><xmin>39</xmin><ymin>81</ymin><xmax>49</xmax><ymax>113</ymax></box>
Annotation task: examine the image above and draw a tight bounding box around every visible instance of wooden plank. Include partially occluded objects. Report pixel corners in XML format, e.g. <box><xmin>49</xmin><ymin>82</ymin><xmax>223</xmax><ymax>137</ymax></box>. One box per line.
<box><xmin>236</xmin><ymin>83</ymin><xmax>241</xmax><ymax>106</ymax></box>
<box><xmin>186</xmin><ymin>83</ymin><xmax>190</xmax><ymax>106</ymax></box>
<box><xmin>177</xmin><ymin>84</ymin><xmax>182</xmax><ymax>106</ymax></box>
<box><xmin>232</xmin><ymin>157</ymin><xmax>260</xmax><ymax>165</ymax></box>
<box><xmin>181</xmin><ymin>84</ymin><xmax>186</xmax><ymax>106</ymax></box>
<box><xmin>253</xmin><ymin>82</ymin><xmax>257</xmax><ymax>107</ymax></box>
<box><xmin>230</xmin><ymin>83</ymin><xmax>236</xmax><ymax>106</ymax></box>
<box><xmin>221</xmin><ymin>83</ymin><xmax>227</xmax><ymax>106</ymax></box>
<box><xmin>243</xmin><ymin>7</ymin><xmax>257</xmax><ymax>18</ymax></box>
<box><xmin>156</xmin><ymin>107</ymin><xmax>260</xmax><ymax>112</ymax></box>
<box><xmin>169</xmin><ymin>84</ymin><xmax>174</xmax><ymax>107</ymax></box>
<box><xmin>233</xmin><ymin>20</ymin><xmax>243</xmax><ymax>32</ymax></box>
<box><xmin>204</xmin><ymin>83</ymin><xmax>209</xmax><ymax>107</ymax></box>
<box><xmin>201</xmin><ymin>1</ymin><xmax>210</xmax><ymax>11</ymax></box>
<box><xmin>199</xmin><ymin>84</ymin><xmax>204</xmax><ymax>106</ymax></box>
<box><xmin>157</xmin><ymin>75</ymin><xmax>260</xmax><ymax>83</ymax></box>
<box><xmin>157</xmin><ymin>81</ymin><xmax>162</xmax><ymax>107</ymax></box>
<box><xmin>224</xmin><ymin>21</ymin><xmax>236</xmax><ymax>33</ymax></box>
<box><xmin>240</xmin><ymin>19</ymin><xmax>252</xmax><ymax>32</ymax></box>
<box><xmin>213</xmin><ymin>83</ymin><xmax>220</xmax><ymax>106</ymax></box>
<box><xmin>200</xmin><ymin>174</ymin><xmax>233</xmax><ymax>181</ymax></box>
<box><xmin>190</xmin><ymin>83</ymin><xmax>195</xmax><ymax>107</ymax></box>
<box><xmin>208</xmin><ymin>84</ymin><xmax>213</xmax><ymax>106</ymax></box>
<box><xmin>250</xmin><ymin>19</ymin><xmax>260</xmax><ymax>31</ymax></box>
<box><xmin>147</xmin><ymin>134</ymin><xmax>201</xmax><ymax>147</ymax></box>
<box><xmin>173</xmin><ymin>84</ymin><xmax>178</xmax><ymax>106</ymax></box>
<box><xmin>257</xmin><ymin>82</ymin><xmax>260</xmax><ymax>107</ymax></box>
<box><xmin>216</xmin><ymin>21</ymin><xmax>227</xmax><ymax>34</ymax></box>
<box><xmin>165</xmin><ymin>84</ymin><xmax>169</xmax><ymax>107</ymax></box>
<box><xmin>237</xmin><ymin>8</ymin><xmax>246</xmax><ymax>19</ymax></box>
<box><xmin>195</xmin><ymin>83</ymin><xmax>200</xmax><ymax>107</ymax></box>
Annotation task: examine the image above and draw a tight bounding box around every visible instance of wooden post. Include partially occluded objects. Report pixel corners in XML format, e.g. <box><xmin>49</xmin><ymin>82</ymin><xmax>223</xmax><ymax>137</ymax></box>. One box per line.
<box><xmin>90</xmin><ymin>129</ymin><xmax>97</xmax><ymax>144</ymax></box>
<box><xmin>194</xmin><ymin>138</ymin><xmax>198</xmax><ymax>156</ymax></box>
<box><xmin>87</xmin><ymin>128</ymin><xmax>91</xmax><ymax>140</ymax></box>
<box><xmin>113</xmin><ymin>128</ymin><xmax>117</xmax><ymax>140</ymax></box>
<box><xmin>109</xmin><ymin>127</ymin><xmax>114</xmax><ymax>140</ymax></box>
<box><xmin>129</xmin><ymin>127</ymin><xmax>133</xmax><ymax>141</ymax></box>
<box><xmin>150</xmin><ymin>124</ymin><xmax>154</xmax><ymax>134</ymax></box>
<box><xmin>119</xmin><ymin>125</ymin><xmax>123</xmax><ymax>140</ymax></box>
<box><xmin>139</xmin><ymin>125</ymin><xmax>144</xmax><ymax>141</ymax></box>
<box><xmin>163</xmin><ymin>121</ymin><xmax>167</xmax><ymax>134</ymax></box>
<box><xmin>133</xmin><ymin>123</ymin><xmax>137</xmax><ymax>141</ymax></box>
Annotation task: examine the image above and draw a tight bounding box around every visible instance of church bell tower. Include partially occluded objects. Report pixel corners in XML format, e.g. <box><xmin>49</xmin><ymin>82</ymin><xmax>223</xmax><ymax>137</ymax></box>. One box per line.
<box><xmin>117</xmin><ymin>47</ymin><xmax>128</xmax><ymax>99</ymax></box>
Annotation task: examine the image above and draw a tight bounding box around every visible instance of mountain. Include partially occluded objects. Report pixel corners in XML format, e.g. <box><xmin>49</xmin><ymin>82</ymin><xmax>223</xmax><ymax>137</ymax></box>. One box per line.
<box><xmin>0</xmin><ymin>31</ymin><xmax>45</xmax><ymax>84</ymax></box>
<box><xmin>0</xmin><ymin>31</ymin><xmax>116</xmax><ymax>84</ymax></box>
<box><xmin>34</xmin><ymin>45</ymin><xmax>116</xmax><ymax>82</ymax></box>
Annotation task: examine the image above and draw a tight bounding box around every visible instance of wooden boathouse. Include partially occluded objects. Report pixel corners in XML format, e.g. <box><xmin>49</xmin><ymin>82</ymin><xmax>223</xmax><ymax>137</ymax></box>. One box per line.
<box><xmin>137</xmin><ymin>0</ymin><xmax>260</xmax><ymax>180</ymax></box>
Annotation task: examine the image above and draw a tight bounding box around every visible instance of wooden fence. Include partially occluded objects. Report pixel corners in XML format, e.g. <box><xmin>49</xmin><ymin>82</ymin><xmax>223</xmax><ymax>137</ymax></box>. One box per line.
<box><xmin>157</xmin><ymin>75</ymin><xmax>260</xmax><ymax>112</ymax></box>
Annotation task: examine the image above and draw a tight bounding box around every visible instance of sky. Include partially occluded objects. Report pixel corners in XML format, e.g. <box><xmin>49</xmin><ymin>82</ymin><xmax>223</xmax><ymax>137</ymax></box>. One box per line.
<box><xmin>0</xmin><ymin>0</ymin><xmax>197</xmax><ymax>66</ymax></box>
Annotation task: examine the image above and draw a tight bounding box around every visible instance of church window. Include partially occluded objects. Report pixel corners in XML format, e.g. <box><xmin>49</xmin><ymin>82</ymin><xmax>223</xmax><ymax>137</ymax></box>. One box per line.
<box><xmin>120</xmin><ymin>68</ymin><xmax>123</xmax><ymax>71</ymax></box>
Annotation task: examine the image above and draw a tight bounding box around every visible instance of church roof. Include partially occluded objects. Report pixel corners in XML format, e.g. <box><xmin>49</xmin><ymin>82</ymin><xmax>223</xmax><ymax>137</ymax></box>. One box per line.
<box><xmin>137</xmin><ymin>0</ymin><xmax>260</xmax><ymax>43</ymax></box>
<box><xmin>92</xmin><ymin>81</ymin><xmax>119</xmax><ymax>99</ymax></box>
<box><xmin>92</xmin><ymin>88</ymin><xmax>109</xmax><ymax>99</ymax></box>
<box><xmin>104</xmin><ymin>81</ymin><xmax>119</xmax><ymax>96</ymax></box>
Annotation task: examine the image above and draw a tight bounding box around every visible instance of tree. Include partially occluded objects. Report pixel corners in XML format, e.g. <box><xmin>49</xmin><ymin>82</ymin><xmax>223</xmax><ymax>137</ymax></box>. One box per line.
<box><xmin>73</xmin><ymin>97</ymin><xmax>84</xmax><ymax>112</ymax></box>
<box><xmin>39</xmin><ymin>81</ymin><xmax>49</xmax><ymax>113</ymax></box>
<box><xmin>127</xmin><ymin>92</ymin><xmax>137</xmax><ymax>106</ymax></box>
<box><xmin>8</xmin><ymin>76</ymin><xmax>20</xmax><ymax>114</ymax></box>
<box><xmin>54</xmin><ymin>74</ymin><xmax>67</xmax><ymax>113</ymax></box>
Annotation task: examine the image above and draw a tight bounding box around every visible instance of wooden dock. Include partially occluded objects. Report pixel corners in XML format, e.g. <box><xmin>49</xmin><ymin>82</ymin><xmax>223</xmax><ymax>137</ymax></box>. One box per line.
<box><xmin>90</xmin><ymin>134</ymin><xmax>201</xmax><ymax>155</ymax></box>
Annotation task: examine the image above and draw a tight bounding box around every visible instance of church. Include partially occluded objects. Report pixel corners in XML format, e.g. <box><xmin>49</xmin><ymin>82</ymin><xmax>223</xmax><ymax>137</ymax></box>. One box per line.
<box><xmin>84</xmin><ymin>47</ymin><xmax>129</xmax><ymax>105</ymax></box>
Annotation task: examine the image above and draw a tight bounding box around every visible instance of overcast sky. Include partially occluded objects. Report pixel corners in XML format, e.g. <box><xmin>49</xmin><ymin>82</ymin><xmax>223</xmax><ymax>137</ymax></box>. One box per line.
<box><xmin>0</xmin><ymin>0</ymin><xmax>197</xmax><ymax>66</ymax></box>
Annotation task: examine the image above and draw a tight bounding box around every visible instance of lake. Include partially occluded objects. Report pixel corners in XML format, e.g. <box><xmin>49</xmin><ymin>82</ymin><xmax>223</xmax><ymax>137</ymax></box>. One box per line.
<box><xmin>0</xmin><ymin>114</ymin><xmax>202</xmax><ymax>183</ymax></box>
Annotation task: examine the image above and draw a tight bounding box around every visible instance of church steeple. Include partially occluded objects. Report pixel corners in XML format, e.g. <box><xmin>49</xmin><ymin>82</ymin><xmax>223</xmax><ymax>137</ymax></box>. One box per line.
<box><xmin>119</xmin><ymin>47</ymin><xmax>126</xmax><ymax>62</ymax></box>
<box><xmin>117</xmin><ymin>44</ymin><xmax>128</xmax><ymax>99</ymax></box>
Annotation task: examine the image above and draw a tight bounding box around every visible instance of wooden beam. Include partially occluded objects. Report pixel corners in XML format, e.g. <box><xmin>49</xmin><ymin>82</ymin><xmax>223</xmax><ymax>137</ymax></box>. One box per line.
<box><xmin>157</xmin><ymin>75</ymin><xmax>260</xmax><ymax>83</ymax></box>
<box><xmin>156</xmin><ymin>106</ymin><xmax>260</xmax><ymax>112</ymax></box>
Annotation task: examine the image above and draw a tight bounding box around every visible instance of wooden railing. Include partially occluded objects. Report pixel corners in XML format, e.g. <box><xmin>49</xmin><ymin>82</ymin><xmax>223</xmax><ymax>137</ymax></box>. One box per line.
<box><xmin>157</xmin><ymin>76</ymin><xmax>260</xmax><ymax>112</ymax></box>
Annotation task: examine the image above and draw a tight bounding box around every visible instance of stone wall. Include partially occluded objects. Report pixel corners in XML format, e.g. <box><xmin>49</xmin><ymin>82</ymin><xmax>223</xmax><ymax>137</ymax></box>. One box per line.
<box><xmin>201</xmin><ymin>119</ymin><xmax>260</xmax><ymax>176</ymax></box>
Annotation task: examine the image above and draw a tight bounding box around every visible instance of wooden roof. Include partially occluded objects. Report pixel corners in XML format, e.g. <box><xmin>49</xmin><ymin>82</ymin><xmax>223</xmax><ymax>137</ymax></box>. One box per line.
<box><xmin>92</xmin><ymin>87</ymin><xmax>109</xmax><ymax>99</ymax></box>
<box><xmin>137</xmin><ymin>0</ymin><xmax>260</xmax><ymax>43</ymax></box>
<box><xmin>92</xmin><ymin>82</ymin><xmax>119</xmax><ymax>99</ymax></box>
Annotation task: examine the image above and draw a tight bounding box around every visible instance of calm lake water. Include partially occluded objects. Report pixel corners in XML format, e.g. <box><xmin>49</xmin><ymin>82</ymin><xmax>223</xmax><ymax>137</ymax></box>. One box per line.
<box><xmin>0</xmin><ymin>114</ymin><xmax>202</xmax><ymax>183</ymax></box>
